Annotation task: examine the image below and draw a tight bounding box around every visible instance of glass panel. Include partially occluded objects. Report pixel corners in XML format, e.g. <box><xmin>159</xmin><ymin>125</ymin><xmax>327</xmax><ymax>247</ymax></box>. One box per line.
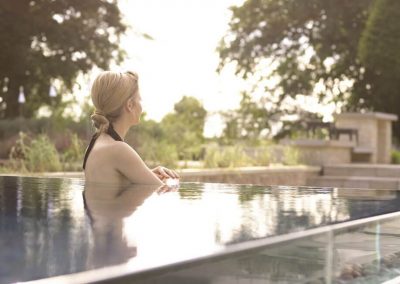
<box><xmin>331</xmin><ymin>217</ymin><xmax>400</xmax><ymax>283</ymax></box>
<box><xmin>137</xmin><ymin>215</ymin><xmax>400</xmax><ymax>284</ymax></box>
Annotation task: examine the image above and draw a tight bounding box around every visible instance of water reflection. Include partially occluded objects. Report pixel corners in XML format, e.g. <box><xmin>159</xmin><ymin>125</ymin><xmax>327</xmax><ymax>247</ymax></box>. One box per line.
<box><xmin>0</xmin><ymin>176</ymin><xmax>89</xmax><ymax>284</ymax></box>
<box><xmin>83</xmin><ymin>183</ymin><xmax>169</xmax><ymax>268</ymax></box>
<box><xmin>1</xmin><ymin>176</ymin><xmax>400</xmax><ymax>283</ymax></box>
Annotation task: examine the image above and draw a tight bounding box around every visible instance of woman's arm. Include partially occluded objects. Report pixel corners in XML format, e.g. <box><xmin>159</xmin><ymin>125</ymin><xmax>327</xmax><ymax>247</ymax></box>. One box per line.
<box><xmin>152</xmin><ymin>166</ymin><xmax>180</xmax><ymax>181</ymax></box>
<box><xmin>113</xmin><ymin>142</ymin><xmax>164</xmax><ymax>185</ymax></box>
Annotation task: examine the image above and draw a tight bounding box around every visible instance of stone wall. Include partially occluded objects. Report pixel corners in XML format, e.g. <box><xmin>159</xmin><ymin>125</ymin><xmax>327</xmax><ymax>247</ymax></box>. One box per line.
<box><xmin>180</xmin><ymin>166</ymin><xmax>321</xmax><ymax>186</ymax></box>
<box><xmin>281</xmin><ymin>139</ymin><xmax>355</xmax><ymax>166</ymax></box>
<box><xmin>4</xmin><ymin>166</ymin><xmax>321</xmax><ymax>186</ymax></box>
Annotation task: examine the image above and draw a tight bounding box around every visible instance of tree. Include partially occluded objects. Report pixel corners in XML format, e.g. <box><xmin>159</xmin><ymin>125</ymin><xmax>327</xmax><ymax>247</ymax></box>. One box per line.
<box><xmin>126</xmin><ymin>113</ymin><xmax>178</xmax><ymax>168</ymax></box>
<box><xmin>0</xmin><ymin>0</ymin><xmax>126</xmax><ymax>118</ymax></box>
<box><xmin>357</xmin><ymin>0</ymin><xmax>400</xmax><ymax>135</ymax></box>
<box><xmin>221</xmin><ymin>92</ymin><xmax>271</xmax><ymax>143</ymax></box>
<box><xmin>218</xmin><ymin>0</ymin><xmax>373</xmax><ymax>123</ymax></box>
<box><xmin>162</xmin><ymin>96</ymin><xmax>207</xmax><ymax>160</ymax></box>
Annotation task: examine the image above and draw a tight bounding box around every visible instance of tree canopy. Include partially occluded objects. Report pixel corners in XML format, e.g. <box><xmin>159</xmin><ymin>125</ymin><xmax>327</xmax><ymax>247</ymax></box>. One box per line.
<box><xmin>218</xmin><ymin>0</ymin><xmax>375</xmax><ymax>126</ymax></box>
<box><xmin>162</xmin><ymin>96</ymin><xmax>207</xmax><ymax>160</ymax></box>
<box><xmin>221</xmin><ymin>92</ymin><xmax>270</xmax><ymax>143</ymax></box>
<box><xmin>0</xmin><ymin>0</ymin><xmax>126</xmax><ymax>118</ymax></box>
<box><xmin>357</xmin><ymin>0</ymin><xmax>400</xmax><ymax>121</ymax></box>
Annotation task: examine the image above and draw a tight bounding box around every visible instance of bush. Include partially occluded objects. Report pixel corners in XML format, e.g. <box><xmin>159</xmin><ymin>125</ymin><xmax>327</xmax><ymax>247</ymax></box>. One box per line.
<box><xmin>9</xmin><ymin>132</ymin><xmax>62</xmax><ymax>172</ymax></box>
<box><xmin>9</xmin><ymin>132</ymin><xmax>30</xmax><ymax>172</ymax></box>
<box><xmin>0</xmin><ymin>117</ymin><xmax>90</xmax><ymax>159</ymax></box>
<box><xmin>250</xmin><ymin>147</ymin><xmax>271</xmax><ymax>166</ymax></box>
<box><xmin>61</xmin><ymin>132</ymin><xmax>85</xmax><ymax>171</ymax></box>
<box><xmin>282</xmin><ymin>146</ymin><xmax>300</xmax><ymax>165</ymax></box>
<box><xmin>391</xmin><ymin>149</ymin><xmax>400</xmax><ymax>164</ymax></box>
<box><xmin>26</xmin><ymin>134</ymin><xmax>62</xmax><ymax>172</ymax></box>
<box><xmin>0</xmin><ymin>167</ymin><xmax>8</xmax><ymax>173</ymax></box>
<box><xmin>204</xmin><ymin>145</ymin><xmax>251</xmax><ymax>168</ymax></box>
<box><xmin>137</xmin><ymin>140</ymin><xmax>178</xmax><ymax>169</ymax></box>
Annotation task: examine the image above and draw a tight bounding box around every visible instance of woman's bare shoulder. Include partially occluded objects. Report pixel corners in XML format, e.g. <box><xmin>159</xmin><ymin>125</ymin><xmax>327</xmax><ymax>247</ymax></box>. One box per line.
<box><xmin>107</xmin><ymin>141</ymin><xmax>162</xmax><ymax>185</ymax></box>
<box><xmin>108</xmin><ymin>141</ymin><xmax>141</xmax><ymax>160</ymax></box>
<box><xmin>89</xmin><ymin>139</ymin><xmax>137</xmax><ymax>163</ymax></box>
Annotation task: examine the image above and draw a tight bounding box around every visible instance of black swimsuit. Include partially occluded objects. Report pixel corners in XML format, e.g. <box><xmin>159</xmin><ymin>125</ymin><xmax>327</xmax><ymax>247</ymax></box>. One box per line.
<box><xmin>82</xmin><ymin>124</ymin><xmax>123</xmax><ymax>170</ymax></box>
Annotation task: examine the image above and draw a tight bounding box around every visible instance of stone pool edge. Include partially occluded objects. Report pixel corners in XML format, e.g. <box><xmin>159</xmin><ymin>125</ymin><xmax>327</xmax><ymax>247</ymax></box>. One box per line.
<box><xmin>0</xmin><ymin>165</ymin><xmax>321</xmax><ymax>186</ymax></box>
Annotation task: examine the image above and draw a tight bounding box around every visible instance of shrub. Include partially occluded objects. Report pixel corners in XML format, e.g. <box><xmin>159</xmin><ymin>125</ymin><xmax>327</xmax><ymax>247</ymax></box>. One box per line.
<box><xmin>251</xmin><ymin>147</ymin><xmax>271</xmax><ymax>166</ymax></box>
<box><xmin>282</xmin><ymin>146</ymin><xmax>300</xmax><ymax>165</ymax></box>
<box><xmin>0</xmin><ymin>117</ymin><xmax>90</xmax><ymax>159</ymax></box>
<box><xmin>204</xmin><ymin>145</ymin><xmax>251</xmax><ymax>168</ymax></box>
<box><xmin>9</xmin><ymin>132</ymin><xmax>61</xmax><ymax>172</ymax></box>
<box><xmin>26</xmin><ymin>134</ymin><xmax>62</xmax><ymax>172</ymax></box>
<box><xmin>61</xmin><ymin>132</ymin><xmax>85</xmax><ymax>171</ymax></box>
<box><xmin>391</xmin><ymin>149</ymin><xmax>400</xmax><ymax>164</ymax></box>
<box><xmin>0</xmin><ymin>167</ymin><xmax>9</xmax><ymax>173</ymax></box>
<box><xmin>9</xmin><ymin>132</ymin><xmax>30</xmax><ymax>172</ymax></box>
<box><xmin>137</xmin><ymin>140</ymin><xmax>178</xmax><ymax>169</ymax></box>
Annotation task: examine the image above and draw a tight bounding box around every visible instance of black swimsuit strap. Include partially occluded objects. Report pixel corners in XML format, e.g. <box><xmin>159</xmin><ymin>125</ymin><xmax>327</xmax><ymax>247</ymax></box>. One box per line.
<box><xmin>82</xmin><ymin>124</ymin><xmax>123</xmax><ymax>170</ymax></box>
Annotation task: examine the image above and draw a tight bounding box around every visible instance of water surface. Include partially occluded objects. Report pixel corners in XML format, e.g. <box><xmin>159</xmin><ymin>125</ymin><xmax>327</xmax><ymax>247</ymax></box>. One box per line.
<box><xmin>1</xmin><ymin>176</ymin><xmax>400</xmax><ymax>283</ymax></box>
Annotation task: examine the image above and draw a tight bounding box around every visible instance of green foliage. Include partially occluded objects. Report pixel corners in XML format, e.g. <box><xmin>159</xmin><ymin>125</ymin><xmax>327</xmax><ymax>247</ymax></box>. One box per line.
<box><xmin>0</xmin><ymin>116</ymin><xmax>88</xmax><ymax>139</ymax></box>
<box><xmin>0</xmin><ymin>166</ymin><xmax>9</xmax><ymax>174</ymax></box>
<box><xmin>0</xmin><ymin>0</ymin><xmax>126</xmax><ymax>118</ymax></box>
<box><xmin>138</xmin><ymin>140</ymin><xmax>178</xmax><ymax>169</ymax></box>
<box><xmin>127</xmin><ymin>114</ymin><xmax>178</xmax><ymax>168</ymax></box>
<box><xmin>162</xmin><ymin>96</ymin><xmax>207</xmax><ymax>160</ymax></box>
<box><xmin>250</xmin><ymin>147</ymin><xmax>271</xmax><ymax>166</ymax></box>
<box><xmin>204</xmin><ymin>145</ymin><xmax>251</xmax><ymax>168</ymax></box>
<box><xmin>218</xmin><ymin>0</ymin><xmax>380</xmax><ymax>135</ymax></box>
<box><xmin>282</xmin><ymin>146</ymin><xmax>300</xmax><ymax>166</ymax></box>
<box><xmin>128</xmin><ymin>97</ymin><xmax>207</xmax><ymax>164</ymax></box>
<box><xmin>9</xmin><ymin>132</ymin><xmax>29</xmax><ymax>172</ymax></box>
<box><xmin>357</xmin><ymin>0</ymin><xmax>400</xmax><ymax>136</ymax></box>
<box><xmin>5</xmin><ymin>131</ymin><xmax>96</xmax><ymax>173</ymax></box>
<box><xmin>0</xmin><ymin>116</ymin><xmax>89</xmax><ymax>158</ymax></box>
<box><xmin>128</xmin><ymin>97</ymin><xmax>207</xmax><ymax>166</ymax></box>
<box><xmin>203</xmin><ymin>142</ymin><xmax>301</xmax><ymax>168</ymax></box>
<box><xmin>9</xmin><ymin>132</ymin><xmax>61</xmax><ymax>172</ymax></box>
<box><xmin>391</xmin><ymin>149</ymin><xmax>400</xmax><ymax>164</ymax></box>
<box><xmin>0</xmin><ymin>118</ymin><xmax>48</xmax><ymax>139</ymax></box>
<box><xmin>27</xmin><ymin>134</ymin><xmax>61</xmax><ymax>172</ymax></box>
<box><xmin>358</xmin><ymin>0</ymin><xmax>400</xmax><ymax>78</ymax></box>
<box><xmin>221</xmin><ymin>92</ymin><xmax>271</xmax><ymax>143</ymax></box>
<box><xmin>61</xmin><ymin>133</ymin><xmax>85</xmax><ymax>171</ymax></box>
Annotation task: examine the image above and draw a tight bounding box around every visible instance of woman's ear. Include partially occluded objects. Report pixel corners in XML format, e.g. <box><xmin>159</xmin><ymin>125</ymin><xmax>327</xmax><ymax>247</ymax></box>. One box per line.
<box><xmin>126</xmin><ymin>98</ymin><xmax>134</xmax><ymax>112</ymax></box>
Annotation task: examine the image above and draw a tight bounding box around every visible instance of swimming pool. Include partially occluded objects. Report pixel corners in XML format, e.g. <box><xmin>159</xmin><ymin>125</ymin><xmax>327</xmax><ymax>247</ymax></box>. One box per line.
<box><xmin>1</xmin><ymin>175</ymin><xmax>400</xmax><ymax>283</ymax></box>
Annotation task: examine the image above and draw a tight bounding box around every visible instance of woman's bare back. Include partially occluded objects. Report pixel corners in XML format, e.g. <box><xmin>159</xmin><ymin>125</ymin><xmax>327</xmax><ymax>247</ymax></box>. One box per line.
<box><xmin>84</xmin><ymin>132</ymin><xmax>166</xmax><ymax>185</ymax></box>
<box><xmin>84</xmin><ymin>134</ymin><xmax>130</xmax><ymax>185</ymax></box>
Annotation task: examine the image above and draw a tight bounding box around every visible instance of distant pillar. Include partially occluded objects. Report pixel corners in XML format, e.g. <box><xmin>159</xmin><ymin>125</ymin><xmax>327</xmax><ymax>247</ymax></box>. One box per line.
<box><xmin>335</xmin><ymin>112</ymin><xmax>398</xmax><ymax>164</ymax></box>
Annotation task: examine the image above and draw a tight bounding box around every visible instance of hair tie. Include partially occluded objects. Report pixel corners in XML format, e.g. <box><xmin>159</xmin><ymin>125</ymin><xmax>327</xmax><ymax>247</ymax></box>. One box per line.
<box><xmin>94</xmin><ymin>109</ymin><xmax>106</xmax><ymax>117</ymax></box>
<box><xmin>91</xmin><ymin>110</ymin><xmax>110</xmax><ymax>135</ymax></box>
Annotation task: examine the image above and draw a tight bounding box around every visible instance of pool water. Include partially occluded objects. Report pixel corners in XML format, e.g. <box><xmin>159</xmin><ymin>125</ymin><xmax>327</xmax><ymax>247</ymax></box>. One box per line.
<box><xmin>1</xmin><ymin>176</ymin><xmax>400</xmax><ymax>283</ymax></box>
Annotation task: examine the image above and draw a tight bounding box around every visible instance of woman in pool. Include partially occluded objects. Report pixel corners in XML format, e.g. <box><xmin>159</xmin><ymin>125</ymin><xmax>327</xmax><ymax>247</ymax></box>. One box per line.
<box><xmin>83</xmin><ymin>71</ymin><xmax>179</xmax><ymax>185</ymax></box>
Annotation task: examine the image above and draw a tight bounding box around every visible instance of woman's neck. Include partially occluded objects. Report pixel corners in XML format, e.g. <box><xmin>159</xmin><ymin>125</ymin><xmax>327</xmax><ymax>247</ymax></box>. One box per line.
<box><xmin>112</xmin><ymin>120</ymin><xmax>129</xmax><ymax>140</ymax></box>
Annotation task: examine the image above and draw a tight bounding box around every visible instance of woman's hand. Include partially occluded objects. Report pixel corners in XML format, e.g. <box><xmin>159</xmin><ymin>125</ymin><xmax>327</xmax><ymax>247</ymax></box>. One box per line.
<box><xmin>152</xmin><ymin>166</ymin><xmax>180</xmax><ymax>181</ymax></box>
<box><xmin>156</xmin><ymin>184</ymin><xmax>179</xmax><ymax>194</ymax></box>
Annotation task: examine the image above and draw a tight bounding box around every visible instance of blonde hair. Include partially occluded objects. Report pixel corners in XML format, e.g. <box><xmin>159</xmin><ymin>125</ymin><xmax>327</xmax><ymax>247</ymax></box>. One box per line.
<box><xmin>90</xmin><ymin>71</ymin><xmax>139</xmax><ymax>136</ymax></box>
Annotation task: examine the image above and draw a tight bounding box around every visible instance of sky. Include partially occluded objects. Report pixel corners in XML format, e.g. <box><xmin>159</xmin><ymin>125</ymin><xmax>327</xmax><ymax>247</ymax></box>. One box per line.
<box><xmin>66</xmin><ymin>0</ymin><xmax>338</xmax><ymax>137</ymax></box>
<box><xmin>114</xmin><ymin>0</ymin><xmax>246</xmax><ymax>137</ymax></box>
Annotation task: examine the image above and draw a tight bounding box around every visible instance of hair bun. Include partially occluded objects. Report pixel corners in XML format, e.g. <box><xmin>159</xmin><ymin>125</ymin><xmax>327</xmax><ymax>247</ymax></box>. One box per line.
<box><xmin>91</xmin><ymin>111</ymin><xmax>110</xmax><ymax>134</ymax></box>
